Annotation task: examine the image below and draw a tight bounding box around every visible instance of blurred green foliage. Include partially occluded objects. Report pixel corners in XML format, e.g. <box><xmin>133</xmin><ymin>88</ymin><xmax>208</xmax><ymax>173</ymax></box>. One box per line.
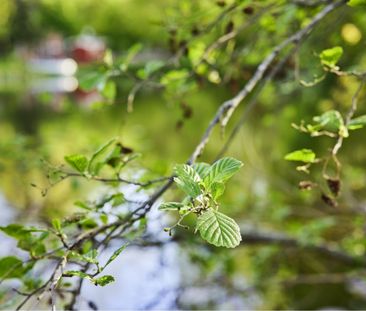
<box><xmin>1</xmin><ymin>0</ymin><xmax>366</xmax><ymax>309</ymax></box>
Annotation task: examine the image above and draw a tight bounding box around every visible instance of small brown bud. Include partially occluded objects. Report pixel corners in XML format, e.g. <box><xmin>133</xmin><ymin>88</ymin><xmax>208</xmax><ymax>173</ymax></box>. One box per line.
<box><xmin>243</xmin><ymin>6</ymin><xmax>254</xmax><ymax>15</ymax></box>
<box><xmin>321</xmin><ymin>193</ymin><xmax>337</xmax><ymax>207</ymax></box>
<box><xmin>225</xmin><ymin>21</ymin><xmax>234</xmax><ymax>34</ymax></box>
<box><xmin>326</xmin><ymin>177</ymin><xmax>341</xmax><ymax>197</ymax></box>
<box><xmin>216</xmin><ymin>0</ymin><xmax>226</xmax><ymax>7</ymax></box>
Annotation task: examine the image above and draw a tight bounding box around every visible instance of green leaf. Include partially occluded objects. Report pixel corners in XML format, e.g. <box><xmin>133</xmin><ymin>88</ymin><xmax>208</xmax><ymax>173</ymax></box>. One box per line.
<box><xmin>192</xmin><ymin>162</ymin><xmax>210</xmax><ymax>179</ymax></box>
<box><xmin>80</xmin><ymin>218</ymin><xmax>98</xmax><ymax>229</ymax></box>
<box><xmin>102</xmin><ymin>244</ymin><xmax>128</xmax><ymax>270</ymax></box>
<box><xmin>64</xmin><ymin>270</ymin><xmax>92</xmax><ymax>280</ymax></box>
<box><xmin>348</xmin><ymin>0</ymin><xmax>366</xmax><ymax>7</ymax></box>
<box><xmin>0</xmin><ymin>224</ymin><xmax>31</xmax><ymax>239</ymax></box>
<box><xmin>158</xmin><ymin>202</ymin><xmax>185</xmax><ymax>211</ymax></box>
<box><xmin>137</xmin><ymin>60</ymin><xmax>165</xmax><ymax>79</ymax></box>
<box><xmin>210</xmin><ymin>182</ymin><xmax>225</xmax><ymax>200</ymax></box>
<box><xmin>88</xmin><ymin>138</ymin><xmax>117</xmax><ymax>175</ymax></box>
<box><xmin>52</xmin><ymin>219</ymin><xmax>62</xmax><ymax>232</ymax></box>
<box><xmin>284</xmin><ymin>149</ymin><xmax>316</xmax><ymax>163</ymax></box>
<box><xmin>0</xmin><ymin>256</ymin><xmax>32</xmax><ymax>279</ymax></box>
<box><xmin>111</xmin><ymin>193</ymin><xmax>125</xmax><ymax>207</ymax></box>
<box><xmin>119</xmin><ymin>43</ymin><xmax>143</xmax><ymax>71</ymax></box>
<box><xmin>64</xmin><ymin>154</ymin><xmax>88</xmax><ymax>173</ymax></box>
<box><xmin>64</xmin><ymin>270</ymin><xmax>114</xmax><ymax>286</ymax></box>
<box><xmin>79</xmin><ymin>71</ymin><xmax>107</xmax><ymax>91</ymax></box>
<box><xmin>319</xmin><ymin>46</ymin><xmax>343</xmax><ymax>68</ymax></box>
<box><xmin>196</xmin><ymin>210</ymin><xmax>242</xmax><ymax>248</ymax></box>
<box><xmin>204</xmin><ymin>157</ymin><xmax>243</xmax><ymax>188</ymax></box>
<box><xmin>94</xmin><ymin>275</ymin><xmax>115</xmax><ymax>286</ymax></box>
<box><xmin>69</xmin><ymin>250</ymin><xmax>98</xmax><ymax>265</ymax></box>
<box><xmin>101</xmin><ymin>80</ymin><xmax>116</xmax><ymax>100</ymax></box>
<box><xmin>348</xmin><ymin>115</ymin><xmax>366</xmax><ymax>130</ymax></box>
<box><xmin>174</xmin><ymin>164</ymin><xmax>202</xmax><ymax>198</ymax></box>
<box><xmin>313</xmin><ymin>110</ymin><xmax>348</xmax><ymax>137</ymax></box>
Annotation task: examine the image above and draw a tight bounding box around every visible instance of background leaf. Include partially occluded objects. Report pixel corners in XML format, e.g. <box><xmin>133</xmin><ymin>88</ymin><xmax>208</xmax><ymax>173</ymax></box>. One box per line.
<box><xmin>284</xmin><ymin>149</ymin><xmax>316</xmax><ymax>163</ymax></box>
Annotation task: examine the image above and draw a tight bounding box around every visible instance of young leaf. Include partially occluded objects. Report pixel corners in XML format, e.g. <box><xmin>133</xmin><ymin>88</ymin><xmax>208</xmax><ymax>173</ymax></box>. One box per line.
<box><xmin>196</xmin><ymin>210</ymin><xmax>242</xmax><ymax>248</ymax></box>
<box><xmin>210</xmin><ymin>182</ymin><xmax>225</xmax><ymax>200</ymax></box>
<box><xmin>348</xmin><ymin>115</ymin><xmax>366</xmax><ymax>130</ymax></box>
<box><xmin>94</xmin><ymin>275</ymin><xmax>115</xmax><ymax>286</ymax></box>
<box><xmin>52</xmin><ymin>219</ymin><xmax>62</xmax><ymax>232</ymax></box>
<box><xmin>64</xmin><ymin>154</ymin><xmax>88</xmax><ymax>173</ymax></box>
<box><xmin>284</xmin><ymin>149</ymin><xmax>316</xmax><ymax>163</ymax></box>
<box><xmin>88</xmin><ymin>138</ymin><xmax>117</xmax><ymax>175</ymax></box>
<box><xmin>78</xmin><ymin>71</ymin><xmax>107</xmax><ymax>91</ymax></box>
<box><xmin>313</xmin><ymin>110</ymin><xmax>344</xmax><ymax>133</ymax></box>
<box><xmin>69</xmin><ymin>250</ymin><xmax>98</xmax><ymax>265</ymax></box>
<box><xmin>348</xmin><ymin>0</ymin><xmax>366</xmax><ymax>7</ymax></box>
<box><xmin>193</xmin><ymin>162</ymin><xmax>210</xmax><ymax>179</ymax></box>
<box><xmin>101</xmin><ymin>80</ymin><xmax>116</xmax><ymax>100</ymax></box>
<box><xmin>0</xmin><ymin>256</ymin><xmax>32</xmax><ymax>279</ymax></box>
<box><xmin>63</xmin><ymin>270</ymin><xmax>92</xmax><ymax>281</ymax></box>
<box><xmin>174</xmin><ymin>164</ymin><xmax>202</xmax><ymax>198</ymax></box>
<box><xmin>158</xmin><ymin>202</ymin><xmax>185</xmax><ymax>211</ymax></box>
<box><xmin>319</xmin><ymin>46</ymin><xmax>343</xmax><ymax>68</ymax></box>
<box><xmin>204</xmin><ymin>157</ymin><xmax>243</xmax><ymax>188</ymax></box>
<box><xmin>102</xmin><ymin>244</ymin><xmax>128</xmax><ymax>270</ymax></box>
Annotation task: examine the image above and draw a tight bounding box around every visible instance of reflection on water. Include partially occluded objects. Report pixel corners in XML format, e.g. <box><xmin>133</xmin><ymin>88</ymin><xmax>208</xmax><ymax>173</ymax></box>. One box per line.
<box><xmin>0</xmin><ymin>193</ymin><xmax>18</xmax><ymax>257</ymax></box>
<box><xmin>80</xmin><ymin>244</ymin><xmax>180</xmax><ymax>310</ymax></box>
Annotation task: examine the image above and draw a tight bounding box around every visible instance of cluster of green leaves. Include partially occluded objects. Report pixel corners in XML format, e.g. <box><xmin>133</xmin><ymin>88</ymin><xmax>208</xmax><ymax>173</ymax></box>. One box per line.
<box><xmin>286</xmin><ymin>109</ymin><xmax>366</xmax><ymax>167</ymax></box>
<box><xmin>0</xmin><ymin>211</ymin><xmax>131</xmax><ymax>309</ymax></box>
<box><xmin>64</xmin><ymin>138</ymin><xmax>138</xmax><ymax>177</ymax></box>
<box><xmin>159</xmin><ymin>157</ymin><xmax>243</xmax><ymax>248</ymax></box>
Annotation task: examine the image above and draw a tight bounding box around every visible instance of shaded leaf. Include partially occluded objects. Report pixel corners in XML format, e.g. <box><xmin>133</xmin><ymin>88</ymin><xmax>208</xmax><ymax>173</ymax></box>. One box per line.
<box><xmin>313</xmin><ymin>110</ymin><xmax>344</xmax><ymax>133</ymax></box>
<box><xmin>88</xmin><ymin>138</ymin><xmax>117</xmax><ymax>175</ymax></box>
<box><xmin>0</xmin><ymin>257</ymin><xmax>32</xmax><ymax>280</ymax></box>
<box><xmin>158</xmin><ymin>202</ymin><xmax>185</xmax><ymax>211</ymax></box>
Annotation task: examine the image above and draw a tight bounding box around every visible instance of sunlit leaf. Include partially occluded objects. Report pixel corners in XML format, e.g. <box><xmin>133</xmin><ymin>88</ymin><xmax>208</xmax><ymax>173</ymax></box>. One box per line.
<box><xmin>192</xmin><ymin>162</ymin><xmax>210</xmax><ymax>179</ymax></box>
<box><xmin>284</xmin><ymin>149</ymin><xmax>316</xmax><ymax>163</ymax></box>
<box><xmin>320</xmin><ymin>46</ymin><xmax>343</xmax><ymax>68</ymax></box>
<box><xmin>94</xmin><ymin>275</ymin><xmax>115</xmax><ymax>286</ymax></box>
<box><xmin>103</xmin><ymin>244</ymin><xmax>128</xmax><ymax>270</ymax></box>
<box><xmin>348</xmin><ymin>0</ymin><xmax>366</xmax><ymax>7</ymax></box>
<box><xmin>348</xmin><ymin>114</ymin><xmax>366</xmax><ymax>130</ymax></box>
<box><xmin>174</xmin><ymin>164</ymin><xmax>202</xmax><ymax>198</ymax></box>
<box><xmin>158</xmin><ymin>202</ymin><xmax>185</xmax><ymax>211</ymax></box>
<box><xmin>204</xmin><ymin>157</ymin><xmax>243</xmax><ymax>188</ymax></box>
<box><xmin>210</xmin><ymin>182</ymin><xmax>225</xmax><ymax>200</ymax></box>
<box><xmin>64</xmin><ymin>154</ymin><xmax>88</xmax><ymax>173</ymax></box>
<box><xmin>196</xmin><ymin>210</ymin><xmax>242</xmax><ymax>248</ymax></box>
